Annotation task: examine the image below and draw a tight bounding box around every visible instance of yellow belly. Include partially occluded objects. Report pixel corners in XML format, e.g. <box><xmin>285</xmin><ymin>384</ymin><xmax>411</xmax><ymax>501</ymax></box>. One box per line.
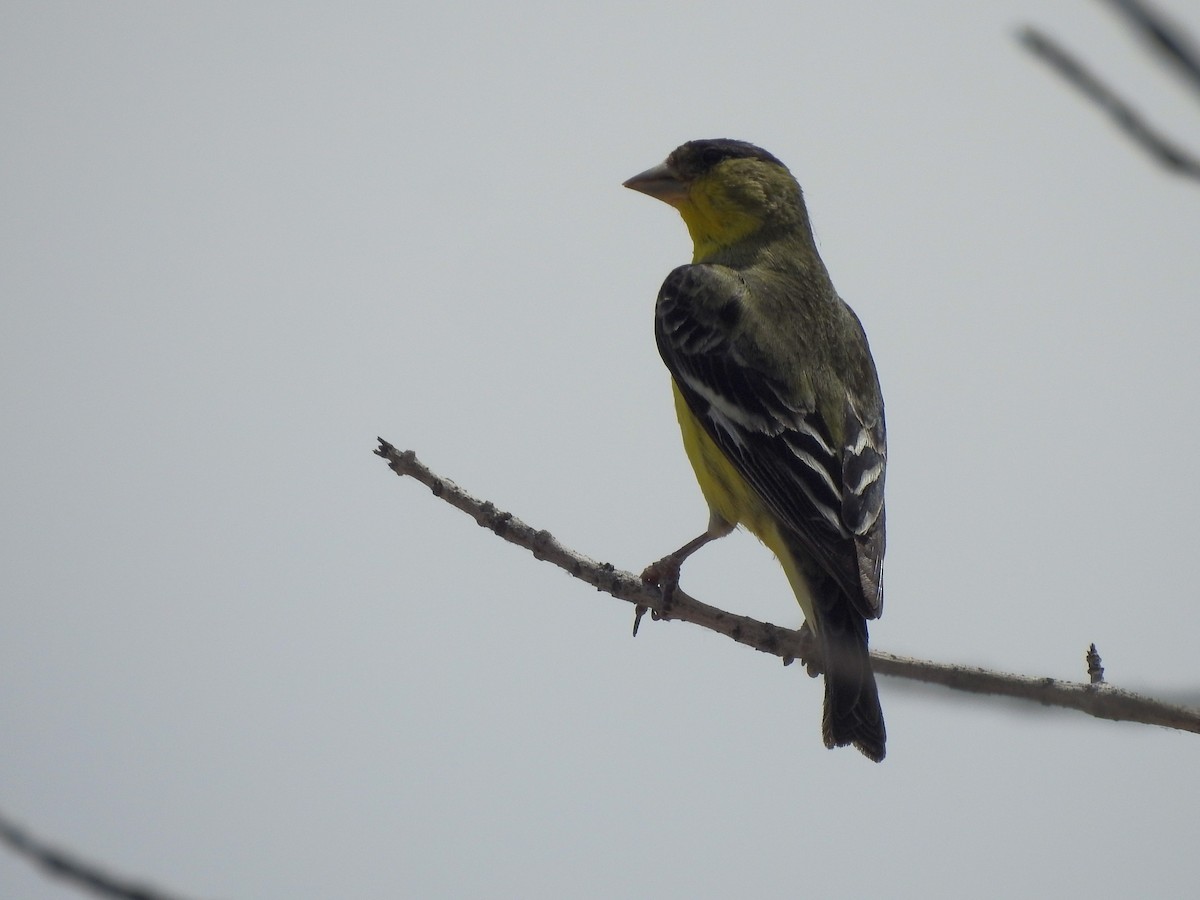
<box><xmin>671</xmin><ymin>380</ymin><xmax>818</xmax><ymax>626</ymax></box>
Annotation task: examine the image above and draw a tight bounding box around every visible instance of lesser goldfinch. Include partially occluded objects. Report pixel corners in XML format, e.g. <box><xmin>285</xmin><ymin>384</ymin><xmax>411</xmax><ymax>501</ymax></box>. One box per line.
<box><xmin>625</xmin><ymin>139</ymin><xmax>887</xmax><ymax>762</ymax></box>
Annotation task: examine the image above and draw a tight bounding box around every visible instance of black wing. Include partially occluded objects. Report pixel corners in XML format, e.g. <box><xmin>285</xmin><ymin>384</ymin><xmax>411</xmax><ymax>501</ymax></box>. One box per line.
<box><xmin>655</xmin><ymin>264</ymin><xmax>886</xmax><ymax>618</ymax></box>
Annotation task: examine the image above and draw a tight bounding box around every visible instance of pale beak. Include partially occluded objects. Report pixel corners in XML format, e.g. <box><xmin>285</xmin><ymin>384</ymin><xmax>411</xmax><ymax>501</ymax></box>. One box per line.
<box><xmin>623</xmin><ymin>161</ymin><xmax>689</xmax><ymax>205</ymax></box>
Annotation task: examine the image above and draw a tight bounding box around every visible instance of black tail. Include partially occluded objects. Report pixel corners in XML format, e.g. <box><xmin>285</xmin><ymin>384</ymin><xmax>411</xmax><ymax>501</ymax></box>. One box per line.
<box><xmin>817</xmin><ymin>596</ymin><xmax>886</xmax><ymax>762</ymax></box>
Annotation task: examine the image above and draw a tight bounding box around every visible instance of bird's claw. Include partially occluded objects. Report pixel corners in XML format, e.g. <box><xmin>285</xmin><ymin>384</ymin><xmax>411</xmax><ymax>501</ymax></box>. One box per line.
<box><xmin>632</xmin><ymin>604</ymin><xmax>648</xmax><ymax>637</ymax></box>
<box><xmin>640</xmin><ymin>554</ymin><xmax>683</xmax><ymax>617</ymax></box>
<box><xmin>796</xmin><ymin>621</ymin><xmax>822</xmax><ymax>677</ymax></box>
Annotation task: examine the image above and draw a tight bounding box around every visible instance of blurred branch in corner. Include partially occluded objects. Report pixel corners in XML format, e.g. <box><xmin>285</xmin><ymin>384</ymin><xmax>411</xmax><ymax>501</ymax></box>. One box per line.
<box><xmin>1019</xmin><ymin>0</ymin><xmax>1200</xmax><ymax>182</ymax></box>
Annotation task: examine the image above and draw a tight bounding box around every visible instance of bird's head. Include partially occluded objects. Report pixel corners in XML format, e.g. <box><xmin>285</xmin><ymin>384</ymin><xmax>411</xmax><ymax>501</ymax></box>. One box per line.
<box><xmin>624</xmin><ymin>139</ymin><xmax>807</xmax><ymax>262</ymax></box>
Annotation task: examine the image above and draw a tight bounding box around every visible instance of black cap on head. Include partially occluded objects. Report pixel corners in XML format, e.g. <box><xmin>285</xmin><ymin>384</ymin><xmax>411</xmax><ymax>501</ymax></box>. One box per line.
<box><xmin>668</xmin><ymin>139</ymin><xmax>785</xmax><ymax>178</ymax></box>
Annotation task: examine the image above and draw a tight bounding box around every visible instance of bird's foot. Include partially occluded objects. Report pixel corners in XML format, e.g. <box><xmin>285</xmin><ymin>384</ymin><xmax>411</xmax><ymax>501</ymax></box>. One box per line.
<box><xmin>640</xmin><ymin>554</ymin><xmax>683</xmax><ymax>618</ymax></box>
<box><xmin>796</xmin><ymin>621</ymin><xmax>822</xmax><ymax>678</ymax></box>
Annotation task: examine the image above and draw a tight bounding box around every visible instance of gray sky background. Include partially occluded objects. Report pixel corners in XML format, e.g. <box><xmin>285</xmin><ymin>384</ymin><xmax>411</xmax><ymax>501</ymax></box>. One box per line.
<box><xmin>4</xmin><ymin>2</ymin><xmax>1200</xmax><ymax>898</ymax></box>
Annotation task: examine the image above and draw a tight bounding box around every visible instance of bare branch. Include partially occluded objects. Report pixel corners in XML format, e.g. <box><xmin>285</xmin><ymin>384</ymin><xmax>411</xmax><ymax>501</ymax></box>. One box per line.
<box><xmin>1100</xmin><ymin>0</ymin><xmax>1200</xmax><ymax>96</ymax></box>
<box><xmin>1017</xmin><ymin>25</ymin><xmax>1200</xmax><ymax>182</ymax></box>
<box><xmin>376</xmin><ymin>440</ymin><xmax>1200</xmax><ymax>737</ymax></box>
<box><xmin>0</xmin><ymin>807</ymin><xmax>197</xmax><ymax>900</ymax></box>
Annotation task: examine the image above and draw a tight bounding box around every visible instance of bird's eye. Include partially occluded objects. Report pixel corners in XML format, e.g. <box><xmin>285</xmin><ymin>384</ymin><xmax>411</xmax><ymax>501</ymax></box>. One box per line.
<box><xmin>700</xmin><ymin>147</ymin><xmax>724</xmax><ymax>167</ymax></box>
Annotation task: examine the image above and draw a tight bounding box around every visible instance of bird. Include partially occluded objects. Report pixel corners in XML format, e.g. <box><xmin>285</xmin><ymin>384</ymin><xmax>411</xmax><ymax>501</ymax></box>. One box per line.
<box><xmin>624</xmin><ymin>139</ymin><xmax>887</xmax><ymax>762</ymax></box>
